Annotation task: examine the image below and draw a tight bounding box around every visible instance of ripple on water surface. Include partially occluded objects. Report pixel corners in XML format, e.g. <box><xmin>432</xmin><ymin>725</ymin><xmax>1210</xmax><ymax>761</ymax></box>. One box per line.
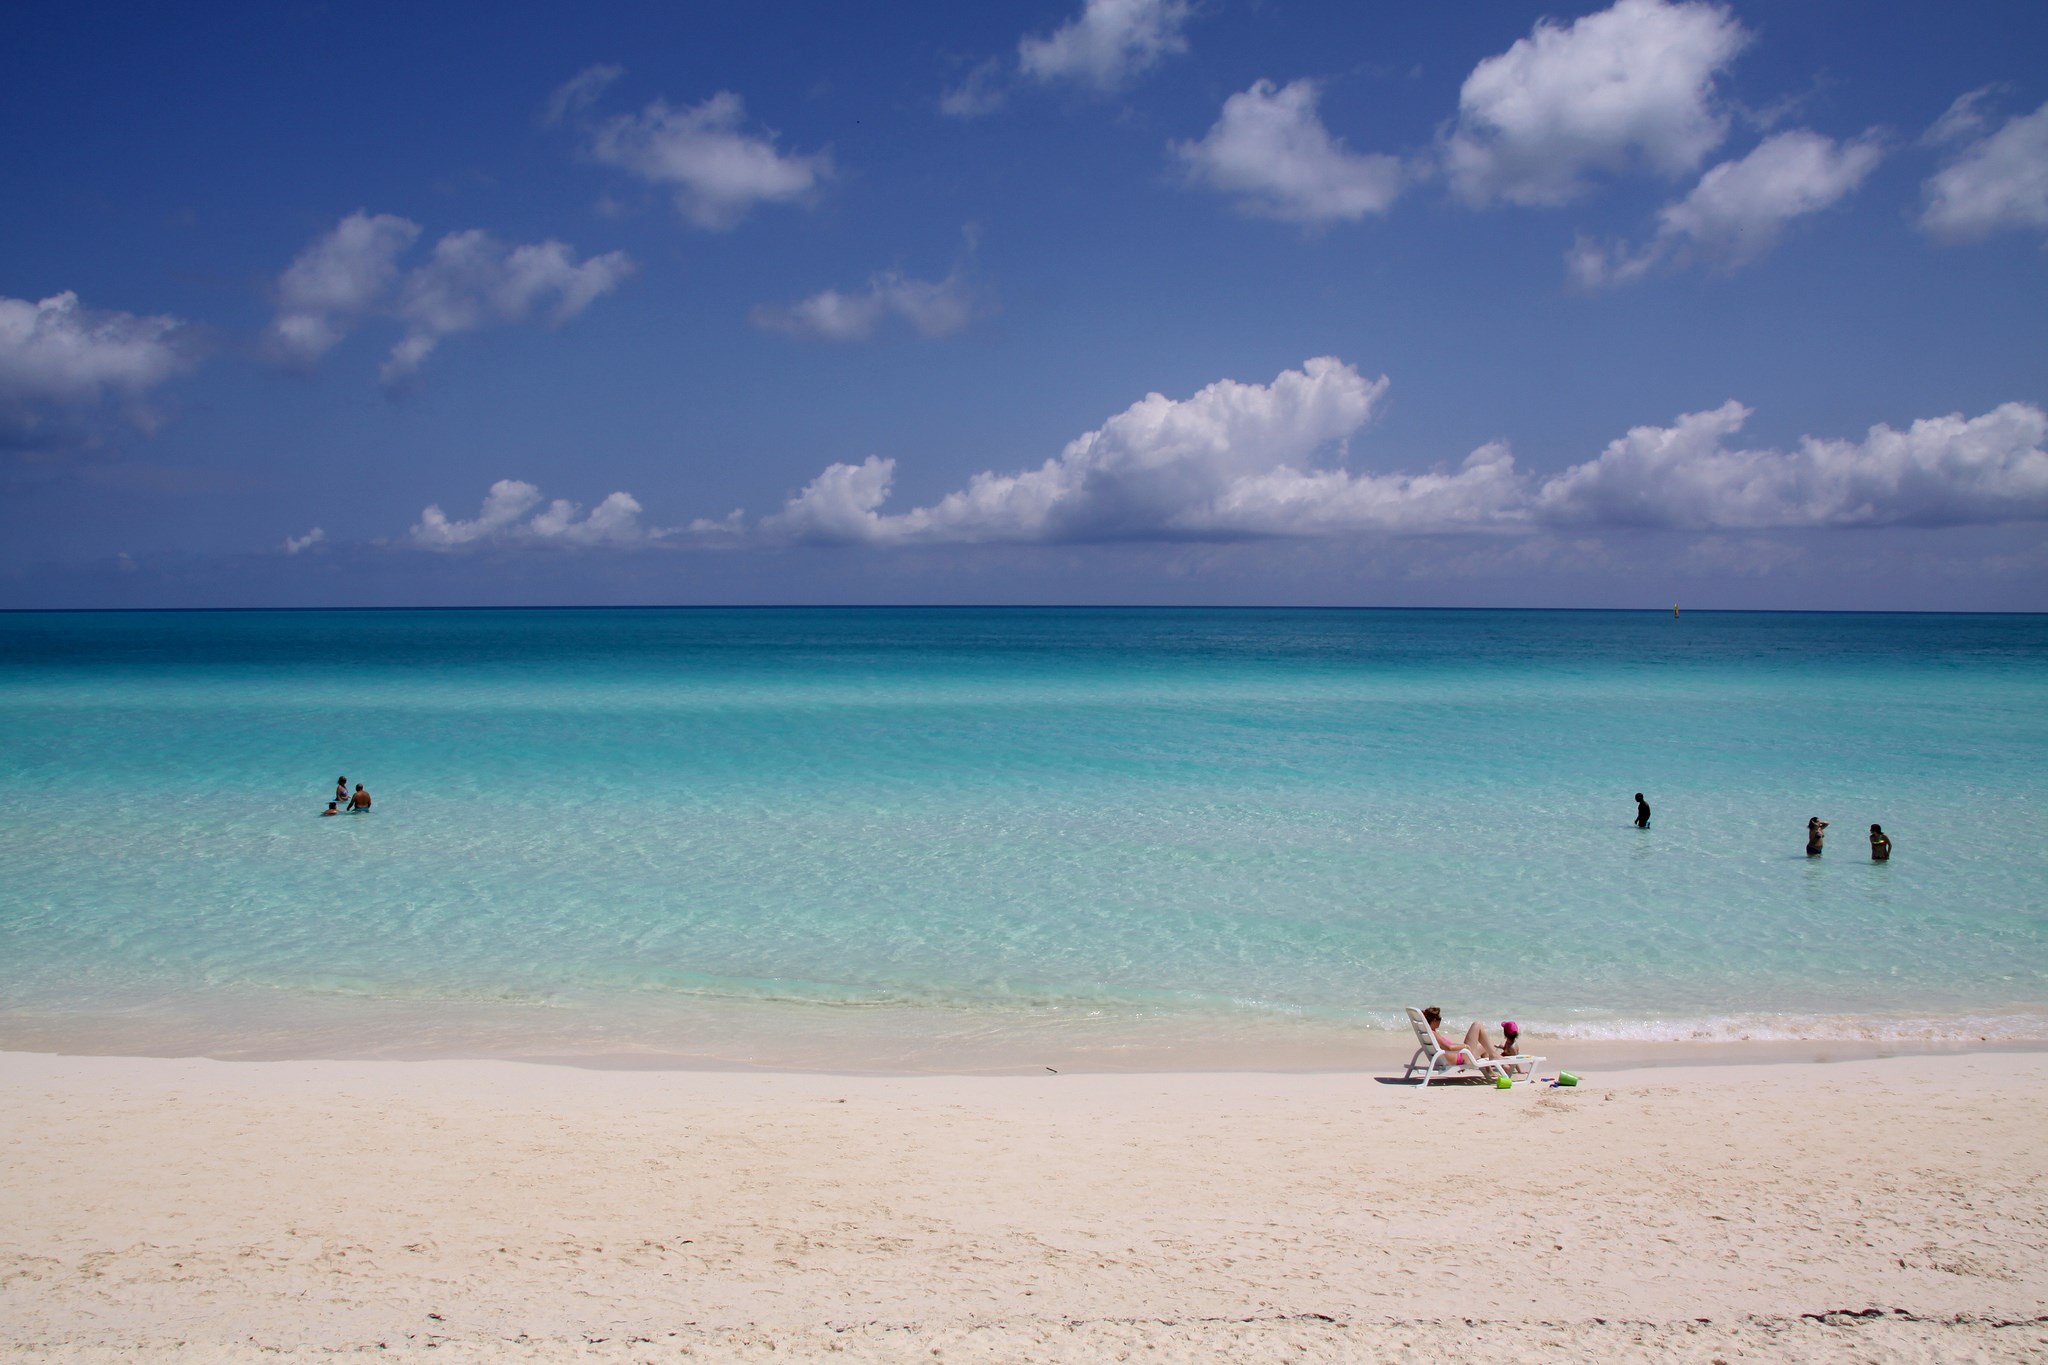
<box><xmin>1</xmin><ymin>607</ymin><xmax>2044</xmax><ymax>1066</ymax></box>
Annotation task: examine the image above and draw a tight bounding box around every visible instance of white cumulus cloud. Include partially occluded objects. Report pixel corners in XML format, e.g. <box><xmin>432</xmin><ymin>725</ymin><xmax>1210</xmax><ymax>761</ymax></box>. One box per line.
<box><xmin>281</xmin><ymin>527</ymin><xmax>325</xmax><ymax>554</ymax></box>
<box><xmin>1445</xmin><ymin>0</ymin><xmax>1750</xmax><ymax>208</ymax></box>
<box><xmin>763</xmin><ymin>358</ymin><xmax>1402</xmax><ymax>544</ymax></box>
<box><xmin>1570</xmin><ymin>128</ymin><xmax>1883</xmax><ymax>286</ymax></box>
<box><xmin>410</xmin><ymin>479</ymin><xmax>658</xmax><ymax>549</ymax></box>
<box><xmin>585</xmin><ymin>89</ymin><xmax>830</xmax><ymax>230</ymax></box>
<box><xmin>264</xmin><ymin>213</ymin><xmax>633</xmax><ymax>385</ymax></box>
<box><xmin>383</xmin><ymin>232</ymin><xmax>635</xmax><ymax>384</ymax></box>
<box><xmin>1535</xmin><ymin>400</ymin><xmax>2048</xmax><ymax>529</ymax></box>
<box><xmin>1656</xmin><ymin>129</ymin><xmax>1883</xmax><ymax>263</ymax></box>
<box><xmin>752</xmin><ymin>269</ymin><xmax>973</xmax><ymax>342</ymax></box>
<box><xmin>264</xmin><ymin>212</ymin><xmax>422</xmax><ymax>368</ymax></box>
<box><xmin>759</xmin><ymin>362</ymin><xmax>2048</xmax><ymax>548</ymax></box>
<box><xmin>1176</xmin><ymin>79</ymin><xmax>1406</xmax><ymax>223</ymax></box>
<box><xmin>0</xmin><ymin>291</ymin><xmax>197</xmax><ymax>445</ymax></box>
<box><xmin>942</xmin><ymin>0</ymin><xmax>1192</xmax><ymax>117</ymax></box>
<box><xmin>1921</xmin><ymin>98</ymin><xmax>2048</xmax><ymax>241</ymax></box>
<box><xmin>1018</xmin><ymin>0</ymin><xmax>1192</xmax><ymax>92</ymax></box>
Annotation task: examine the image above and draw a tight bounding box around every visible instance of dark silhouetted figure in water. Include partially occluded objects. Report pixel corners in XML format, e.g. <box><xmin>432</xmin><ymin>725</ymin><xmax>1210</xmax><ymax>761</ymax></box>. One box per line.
<box><xmin>1806</xmin><ymin>816</ymin><xmax>1829</xmax><ymax>856</ymax></box>
<box><xmin>1869</xmin><ymin>823</ymin><xmax>1891</xmax><ymax>861</ymax></box>
<box><xmin>1634</xmin><ymin>792</ymin><xmax>1651</xmax><ymax>828</ymax></box>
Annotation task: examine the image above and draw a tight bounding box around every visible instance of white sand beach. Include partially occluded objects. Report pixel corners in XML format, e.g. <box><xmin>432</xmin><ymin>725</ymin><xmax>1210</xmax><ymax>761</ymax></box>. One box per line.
<box><xmin>4</xmin><ymin>1049</ymin><xmax>2045</xmax><ymax>1363</ymax></box>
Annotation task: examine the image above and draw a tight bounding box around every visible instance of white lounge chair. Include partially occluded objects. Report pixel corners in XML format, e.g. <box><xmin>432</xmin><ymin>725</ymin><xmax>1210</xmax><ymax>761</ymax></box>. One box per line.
<box><xmin>1402</xmin><ymin>1007</ymin><xmax>1545</xmax><ymax>1087</ymax></box>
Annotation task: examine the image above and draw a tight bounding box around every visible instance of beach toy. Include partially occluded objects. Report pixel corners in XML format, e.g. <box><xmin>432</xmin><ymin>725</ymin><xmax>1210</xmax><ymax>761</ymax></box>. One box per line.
<box><xmin>1494</xmin><ymin>1074</ymin><xmax>1513</xmax><ymax>1088</ymax></box>
<box><xmin>1556</xmin><ymin>1072</ymin><xmax>1579</xmax><ymax>1087</ymax></box>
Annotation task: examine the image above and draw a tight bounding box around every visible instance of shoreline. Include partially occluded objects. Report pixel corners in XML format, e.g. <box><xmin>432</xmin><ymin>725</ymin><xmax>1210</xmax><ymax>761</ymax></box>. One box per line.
<box><xmin>5</xmin><ymin>1048</ymin><xmax>2046</xmax><ymax>1361</ymax></box>
<box><xmin>3</xmin><ymin>1031</ymin><xmax>2045</xmax><ymax>1076</ymax></box>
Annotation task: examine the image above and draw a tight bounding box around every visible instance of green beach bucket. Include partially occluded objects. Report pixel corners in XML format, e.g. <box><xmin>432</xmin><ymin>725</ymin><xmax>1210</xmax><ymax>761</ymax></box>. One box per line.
<box><xmin>1556</xmin><ymin>1072</ymin><xmax>1580</xmax><ymax>1087</ymax></box>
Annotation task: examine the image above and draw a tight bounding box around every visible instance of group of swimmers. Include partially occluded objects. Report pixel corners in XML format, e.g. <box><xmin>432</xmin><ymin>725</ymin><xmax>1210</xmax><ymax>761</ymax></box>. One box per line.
<box><xmin>1804</xmin><ymin>816</ymin><xmax>1891</xmax><ymax>860</ymax></box>
<box><xmin>1633</xmin><ymin>792</ymin><xmax>1892</xmax><ymax>860</ymax></box>
<box><xmin>320</xmin><ymin>775</ymin><xmax>372</xmax><ymax>816</ymax></box>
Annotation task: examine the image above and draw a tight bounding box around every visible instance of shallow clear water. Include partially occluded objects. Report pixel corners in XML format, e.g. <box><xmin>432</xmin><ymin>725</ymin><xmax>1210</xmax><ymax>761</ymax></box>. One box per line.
<box><xmin>1</xmin><ymin>607</ymin><xmax>2044</xmax><ymax>1068</ymax></box>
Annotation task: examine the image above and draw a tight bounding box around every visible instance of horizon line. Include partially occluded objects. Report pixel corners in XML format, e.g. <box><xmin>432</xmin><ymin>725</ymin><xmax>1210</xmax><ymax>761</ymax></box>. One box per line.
<box><xmin>4</xmin><ymin>603</ymin><xmax>2045</xmax><ymax>617</ymax></box>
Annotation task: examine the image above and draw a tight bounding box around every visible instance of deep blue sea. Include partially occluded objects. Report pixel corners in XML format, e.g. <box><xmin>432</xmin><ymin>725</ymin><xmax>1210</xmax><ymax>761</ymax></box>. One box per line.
<box><xmin>1</xmin><ymin>607</ymin><xmax>2043</xmax><ymax>1069</ymax></box>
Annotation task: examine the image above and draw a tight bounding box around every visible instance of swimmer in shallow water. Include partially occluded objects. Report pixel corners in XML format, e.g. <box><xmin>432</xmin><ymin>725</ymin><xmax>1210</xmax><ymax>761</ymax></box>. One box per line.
<box><xmin>349</xmin><ymin>783</ymin><xmax>371</xmax><ymax>812</ymax></box>
<box><xmin>320</xmin><ymin>801</ymin><xmax>339</xmax><ymax>816</ymax></box>
<box><xmin>1869</xmin><ymin>823</ymin><xmax>1891</xmax><ymax>861</ymax></box>
<box><xmin>1806</xmin><ymin>816</ymin><xmax>1829</xmax><ymax>856</ymax></box>
<box><xmin>1634</xmin><ymin>792</ymin><xmax>1651</xmax><ymax>828</ymax></box>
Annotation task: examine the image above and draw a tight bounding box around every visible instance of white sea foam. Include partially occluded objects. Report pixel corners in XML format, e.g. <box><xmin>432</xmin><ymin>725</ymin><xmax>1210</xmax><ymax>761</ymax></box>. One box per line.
<box><xmin>1517</xmin><ymin>1011</ymin><xmax>2048</xmax><ymax>1044</ymax></box>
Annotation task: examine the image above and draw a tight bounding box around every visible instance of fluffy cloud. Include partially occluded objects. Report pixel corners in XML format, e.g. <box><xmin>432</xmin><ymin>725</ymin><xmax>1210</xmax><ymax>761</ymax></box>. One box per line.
<box><xmin>763</xmin><ymin>358</ymin><xmax>1400</xmax><ymax>544</ymax></box>
<box><xmin>264</xmin><ymin>212</ymin><xmax>420</xmax><ymax>367</ymax></box>
<box><xmin>581</xmin><ymin>86</ymin><xmax>830</xmax><ymax>229</ymax></box>
<box><xmin>1656</xmin><ymin>130</ymin><xmax>1883</xmax><ymax>263</ymax></box>
<box><xmin>942</xmin><ymin>0</ymin><xmax>1191</xmax><ymax>117</ymax></box>
<box><xmin>264</xmin><ymin>213</ymin><xmax>632</xmax><ymax>385</ymax></box>
<box><xmin>384</xmin><ymin>232</ymin><xmax>635</xmax><ymax>383</ymax></box>
<box><xmin>1176</xmin><ymin>80</ymin><xmax>1406</xmax><ymax>223</ymax></box>
<box><xmin>751</xmin><ymin>269</ymin><xmax>973</xmax><ymax>342</ymax></box>
<box><xmin>1446</xmin><ymin>0</ymin><xmax>1750</xmax><ymax>207</ymax></box>
<box><xmin>1536</xmin><ymin>400</ymin><xmax>2048</xmax><ymax>529</ymax></box>
<box><xmin>1570</xmin><ymin>129</ymin><xmax>1883</xmax><ymax>286</ymax></box>
<box><xmin>281</xmin><ymin>527</ymin><xmax>325</xmax><ymax>554</ymax></box>
<box><xmin>410</xmin><ymin>479</ymin><xmax>657</xmax><ymax>549</ymax></box>
<box><xmin>0</xmin><ymin>291</ymin><xmax>196</xmax><ymax>445</ymax></box>
<box><xmin>1018</xmin><ymin>0</ymin><xmax>1192</xmax><ymax>92</ymax></box>
<box><xmin>762</xmin><ymin>360</ymin><xmax>2048</xmax><ymax>548</ymax></box>
<box><xmin>1921</xmin><ymin>98</ymin><xmax>2048</xmax><ymax>241</ymax></box>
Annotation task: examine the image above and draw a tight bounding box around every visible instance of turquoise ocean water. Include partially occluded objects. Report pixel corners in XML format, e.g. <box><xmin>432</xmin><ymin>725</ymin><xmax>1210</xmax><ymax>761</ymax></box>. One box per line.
<box><xmin>1</xmin><ymin>607</ymin><xmax>2044</xmax><ymax>1069</ymax></box>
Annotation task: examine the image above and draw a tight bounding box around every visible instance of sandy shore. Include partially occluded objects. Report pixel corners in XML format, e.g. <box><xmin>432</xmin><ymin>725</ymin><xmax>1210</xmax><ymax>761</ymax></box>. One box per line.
<box><xmin>4</xmin><ymin>1049</ymin><xmax>2045</xmax><ymax>1362</ymax></box>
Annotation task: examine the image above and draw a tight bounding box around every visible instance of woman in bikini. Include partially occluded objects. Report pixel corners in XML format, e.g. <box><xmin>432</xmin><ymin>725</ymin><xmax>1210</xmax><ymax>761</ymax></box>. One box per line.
<box><xmin>1422</xmin><ymin>1006</ymin><xmax>1507</xmax><ymax>1066</ymax></box>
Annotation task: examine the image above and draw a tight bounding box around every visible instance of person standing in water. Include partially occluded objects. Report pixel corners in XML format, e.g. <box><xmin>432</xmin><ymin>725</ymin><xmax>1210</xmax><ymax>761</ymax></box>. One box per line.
<box><xmin>1806</xmin><ymin>816</ymin><xmax>1829</xmax><ymax>856</ymax></box>
<box><xmin>349</xmin><ymin>783</ymin><xmax>372</xmax><ymax>812</ymax></box>
<box><xmin>335</xmin><ymin>775</ymin><xmax>349</xmax><ymax>806</ymax></box>
<box><xmin>1869</xmin><ymin>823</ymin><xmax>1892</xmax><ymax>861</ymax></box>
<box><xmin>1634</xmin><ymin>792</ymin><xmax>1651</xmax><ymax>828</ymax></box>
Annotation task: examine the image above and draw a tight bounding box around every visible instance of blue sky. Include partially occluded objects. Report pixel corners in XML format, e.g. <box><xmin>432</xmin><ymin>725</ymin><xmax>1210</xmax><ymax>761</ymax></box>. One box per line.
<box><xmin>3</xmin><ymin>0</ymin><xmax>2045</xmax><ymax>609</ymax></box>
